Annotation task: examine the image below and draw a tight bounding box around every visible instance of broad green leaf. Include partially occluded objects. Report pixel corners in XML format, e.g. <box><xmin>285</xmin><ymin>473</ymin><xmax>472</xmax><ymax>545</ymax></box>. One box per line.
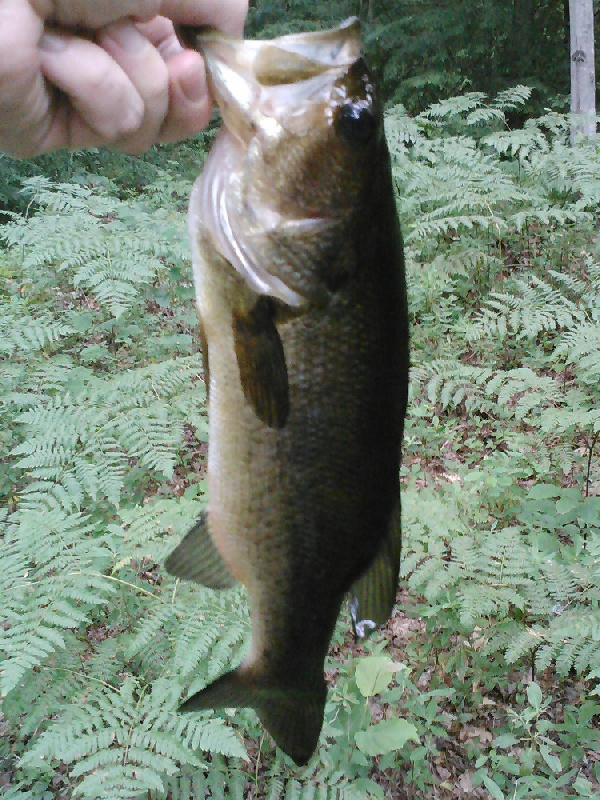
<box><xmin>572</xmin><ymin>775</ymin><xmax>596</xmax><ymax>796</ymax></box>
<box><xmin>493</xmin><ymin>734</ymin><xmax>518</xmax><ymax>749</ymax></box>
<box><xmin>341</xmin><ymin>778</ymin><xmax>385</xmax><ymax>800</ymax></box>
<box><xmin>183</xmin><ymin>481</ymin><xmax>206</xmax><ymax>500</ymax></box>
<box><xmin>539</xmin><ymin>744</ymin><xmax>562</xmax><ymax>774</ymax></box>
<box><xmin>355</xmin><ymin>656</ymin><xmax>403</xmax><ymax>698</ymax></box>
<box><xmin>354</xmin><ymin>718</ymin><xmax>419</xmax><ymax>756</ymax></box>
<box><xmin>556</xmin><ymin>495</ymin><xmax>580</xmax><ymax>515</ymax></box>
<box><xmin>527</xmin><ymin>484</ymin><xmax>560</xmax><ymax>500</ymax></box>
<box><xmin>526</xmin><ymin>682</ymin><xmax>542</xmax><ymax>710</ymax></box>
<box><xmin>578</xmin><ymin>497</ymin><xmax>600</xmax><ymax>527</ymax></box>
<box><xmin>481</xmin><ymin>774</ymin><xmax>505</xmax><ymax>800</ymax></box>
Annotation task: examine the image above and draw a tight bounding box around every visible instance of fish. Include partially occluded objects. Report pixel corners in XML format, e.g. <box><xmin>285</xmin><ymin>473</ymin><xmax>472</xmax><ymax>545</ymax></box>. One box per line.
<box><xmin>166</xmin><ymin>17</ymin><xmax>409</xmax><ymax>766</ymax></box>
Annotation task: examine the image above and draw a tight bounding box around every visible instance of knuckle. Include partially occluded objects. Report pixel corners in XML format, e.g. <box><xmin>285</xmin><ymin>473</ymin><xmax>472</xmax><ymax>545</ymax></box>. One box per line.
<box><xmin>85</xmin><ymin>70</ymin><xmax>144</xmax><ymax>141</ymax></box>
<box><xmin>142</xmin><ymin>61</ymin><xmax>170</xmax><ymax>108</ymax></box>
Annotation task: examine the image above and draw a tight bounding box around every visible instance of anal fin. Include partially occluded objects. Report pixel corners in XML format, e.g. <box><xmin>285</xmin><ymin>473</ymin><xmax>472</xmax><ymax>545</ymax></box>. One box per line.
<box><xmin>349</xmin><ymin>505</ymin><xmax>402</xmax><ymax>637</ymax></box>
<box><xmin>165</xmin><ymin>511</ymin><xmax>237</xmax><ymax>589</ymax></box>
<box><xmin>233</xmin><ymin>296</ymin><xmax>289</xmax><ymax>428</ymax></box>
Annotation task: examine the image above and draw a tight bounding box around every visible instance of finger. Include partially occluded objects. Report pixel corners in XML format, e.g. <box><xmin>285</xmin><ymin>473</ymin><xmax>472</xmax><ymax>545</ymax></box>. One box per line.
<box><xmin>39</xmin><ymin>31</ymin><xmax>144</xmax><ymax>146</ymax></box>
<box><xmin>160</xmin><ymin>50</ymin><xmax>213</xmax><ymax>143</ymax></box>
<box><xmin>0</xmin><ymin>0</ymin><xmax>50</xmax><ymax>157</ymax></box>
<box><xmin>137</xmin><ymin>17</ymin><xmax>212</xmax><ymax>143</ymax></box>
<box><xmin>158</xmin><ymin>0</ymin><xmax>248</xmax><ymax>36</ymax></box>
<box><xmin>35</xmin><ymin>99</ymin><xmax>110</xmax><ymax>153</ymax></box>
<box><xmin>44</xmin><ymin>0</ymin><xmax>248</xmax><ymax>34</ymax></box>
<box><xmin>97</xmin><ymin>20</ymin><xmax>170</xmax><ymax>153</ymax></box>
<box><xmin>46</xmin><ymin>1</ymin><xmax>162</xmax><ymax>28</ymax></box>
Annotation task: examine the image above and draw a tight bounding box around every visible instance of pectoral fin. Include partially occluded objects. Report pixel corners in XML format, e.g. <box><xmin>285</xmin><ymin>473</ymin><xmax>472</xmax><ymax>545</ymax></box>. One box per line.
<box><xmin>349</xmin><ymin>506</ymin><xmax>402</xmax><ymax>637</ymax></box>
<box><xmin>165</xmin><ymin>511</ymin><xmax>237</xmax><ymax>589</ymax></box>
<box><xmin>233</xmin><ymin>296</ymin><xmax>289</xmax><ymax>428</ymax></box>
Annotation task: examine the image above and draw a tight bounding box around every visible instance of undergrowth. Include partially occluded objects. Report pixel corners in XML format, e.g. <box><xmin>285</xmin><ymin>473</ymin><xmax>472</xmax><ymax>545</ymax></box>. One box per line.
<box><xmin>1</xmin><ymin>87</ymin><xmax>599</xmax><ymax>799</ymax></box>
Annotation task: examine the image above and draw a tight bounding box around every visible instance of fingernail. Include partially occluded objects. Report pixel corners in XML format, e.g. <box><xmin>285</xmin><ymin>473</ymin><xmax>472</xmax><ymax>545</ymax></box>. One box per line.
<box><xmin>179</xmin><ymin>65</ymin><xmax>206</xmax><ymax>103</ymax></box>
<box><xmin>107</xmin><ymin>24</ymin><xmax>147</xmax><ymax>54</ymax></box>
<box><xmin>41</xmin><ymin>32</ymin><xmax>69</xmax><ymax>53</ymax></box>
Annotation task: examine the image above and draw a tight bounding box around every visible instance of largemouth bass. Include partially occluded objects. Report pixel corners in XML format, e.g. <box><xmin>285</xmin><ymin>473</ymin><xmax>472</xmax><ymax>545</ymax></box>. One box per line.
<box><xmin>166</xmin><ymin>17</ymin><xmax>409</xmax><ymax>766</ymax></box>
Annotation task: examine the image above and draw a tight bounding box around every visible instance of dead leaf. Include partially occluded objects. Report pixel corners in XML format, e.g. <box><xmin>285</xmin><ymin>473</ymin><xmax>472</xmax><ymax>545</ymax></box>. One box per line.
<box><xmin>458</xmin><ymin>771</ymin><xmax>474</xmax><ymax>793</ymax></box>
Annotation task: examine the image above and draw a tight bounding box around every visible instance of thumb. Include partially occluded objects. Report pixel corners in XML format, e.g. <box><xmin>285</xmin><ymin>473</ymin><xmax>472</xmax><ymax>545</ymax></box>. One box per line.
<box><xmin>0</xmin><ymin>2</ymin><xmax>50</xmax><ymax>157</ymax></box>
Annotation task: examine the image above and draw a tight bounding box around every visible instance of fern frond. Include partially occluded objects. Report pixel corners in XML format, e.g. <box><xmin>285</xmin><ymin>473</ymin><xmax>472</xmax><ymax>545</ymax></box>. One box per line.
<box><xmin>421</xmin><ymin>92</ymin><xmax>488</xmax><ymax>120</ymax></box>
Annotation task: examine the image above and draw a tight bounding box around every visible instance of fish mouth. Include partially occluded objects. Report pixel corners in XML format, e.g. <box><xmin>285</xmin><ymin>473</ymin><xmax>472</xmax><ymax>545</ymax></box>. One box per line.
<box><xmin>188</xmin><ymin>18</ymin><xmax>362</xmax><ymax>142</ymax></box>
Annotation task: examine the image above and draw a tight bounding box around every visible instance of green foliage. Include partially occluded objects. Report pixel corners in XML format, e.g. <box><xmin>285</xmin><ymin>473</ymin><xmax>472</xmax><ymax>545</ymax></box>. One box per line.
<box><xmin>247</xmin><ymin>1</ymin><xmax>574</xmax><ymax>113</ymax></box>
<box><xmin>2</xmin><ymin>88</ymin><xmax>600</xmax><ymax>797</ymax></box>
<box><xmin>392</xmin><ymin>88</ymin><xmax>600</xmax><ymax>797</ymax></box>
<box><xmin>0</xmin><ymin>167</ymin><xmax>251</xmax><ymax>797</ymax></box>
<box><xmin>0</xmin><ymin>135</ymin><xmax>211</xmax><ymax>216</ymax></box>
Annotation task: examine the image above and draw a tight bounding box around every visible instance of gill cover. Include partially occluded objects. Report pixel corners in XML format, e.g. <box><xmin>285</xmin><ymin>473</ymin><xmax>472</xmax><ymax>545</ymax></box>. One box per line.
<box><xmin>185</xmin><ymin>18</ymin><xmax>368</xmax><ymax>307</ymax></box>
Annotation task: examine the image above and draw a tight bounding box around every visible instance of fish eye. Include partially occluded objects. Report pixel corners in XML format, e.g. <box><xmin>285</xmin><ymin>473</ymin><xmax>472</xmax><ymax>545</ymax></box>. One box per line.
<box><xmin>336</xmin><ymin>103</ymin><xmax>376</xmax><ymax>143</ymax></box>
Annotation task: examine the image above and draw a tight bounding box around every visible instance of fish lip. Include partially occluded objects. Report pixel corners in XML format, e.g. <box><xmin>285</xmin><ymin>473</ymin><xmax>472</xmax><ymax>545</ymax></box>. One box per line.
<box><xmin>197</xmin><ymin>17</ymin><xmax>361</xmax><ymax>78</ymax></box>
<box><xmin>194</xmin><ymin>18</ymin><xmax>363</xmax><ymax>144</ymax></box>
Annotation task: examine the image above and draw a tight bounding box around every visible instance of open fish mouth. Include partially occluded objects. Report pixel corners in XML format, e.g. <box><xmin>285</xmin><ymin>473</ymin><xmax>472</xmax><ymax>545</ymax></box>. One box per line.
<box><xmin>182</xmin><ymin>18</ymin><xmax>363</xmax><ymax>141</ymax></box>
<box><xmin>197</xmin><ymin>17</ymin><xmax>361</xmax><ymax>83</ymax></box>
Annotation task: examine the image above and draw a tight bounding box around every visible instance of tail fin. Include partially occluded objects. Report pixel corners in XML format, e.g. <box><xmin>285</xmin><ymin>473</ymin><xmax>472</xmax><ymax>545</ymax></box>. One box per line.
<box><xmin>179</xmin><ymin>668</ymin><xmax>326</xmax><ymax>766</ymax></box>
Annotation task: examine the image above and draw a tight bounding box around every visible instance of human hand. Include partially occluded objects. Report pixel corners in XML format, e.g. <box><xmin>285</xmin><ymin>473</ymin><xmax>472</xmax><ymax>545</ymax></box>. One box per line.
<box><xmin>0</xmin><ymin>0</ymin><xmax>248</xmax><ymax>157</ymax></box>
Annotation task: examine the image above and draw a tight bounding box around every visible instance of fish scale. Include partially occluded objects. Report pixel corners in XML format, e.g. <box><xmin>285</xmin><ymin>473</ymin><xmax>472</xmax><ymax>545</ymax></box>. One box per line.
<box><xmin>166</xmin><ymin>17</ymin><xmax>409</xmax><ymax>766</ymax></box>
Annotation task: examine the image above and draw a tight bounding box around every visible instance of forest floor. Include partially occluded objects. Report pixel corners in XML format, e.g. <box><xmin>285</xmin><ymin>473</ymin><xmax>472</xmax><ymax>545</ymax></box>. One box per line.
<box><xmin>3</xmin><ymin>592</ymin><xmax>596</xmax><ymax>800</ymax></box>
<box><xmin>236</xmin><ymin>590</ymin><xmax>599</xmax><ymax>799</ymax></box>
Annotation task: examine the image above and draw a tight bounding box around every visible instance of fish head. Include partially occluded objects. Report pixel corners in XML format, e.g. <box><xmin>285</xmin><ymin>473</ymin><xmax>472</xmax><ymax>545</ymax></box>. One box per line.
<box><xmin>193</xmin><ymin>19</ymin><xmax>385</xmax><ymax>266</ymax></box>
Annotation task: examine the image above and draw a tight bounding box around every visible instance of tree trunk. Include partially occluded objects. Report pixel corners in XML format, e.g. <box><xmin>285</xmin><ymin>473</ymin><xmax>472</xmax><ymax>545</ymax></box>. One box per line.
<box><xmin>569</xmin><ymin>0</ymin><xmax>597</xmax><ymax>142</ymax></box>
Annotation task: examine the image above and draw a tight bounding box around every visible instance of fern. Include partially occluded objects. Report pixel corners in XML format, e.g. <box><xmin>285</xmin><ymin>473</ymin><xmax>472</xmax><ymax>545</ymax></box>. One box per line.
<box><xmin>1</xmin><ymin>178</ymin><xmax>186</xmax><ymax>318</ymax></box>
<box><xmin>2</xmin><ymin>90</ymin><xmax>600</xmax><ymax>797</ymax></box>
